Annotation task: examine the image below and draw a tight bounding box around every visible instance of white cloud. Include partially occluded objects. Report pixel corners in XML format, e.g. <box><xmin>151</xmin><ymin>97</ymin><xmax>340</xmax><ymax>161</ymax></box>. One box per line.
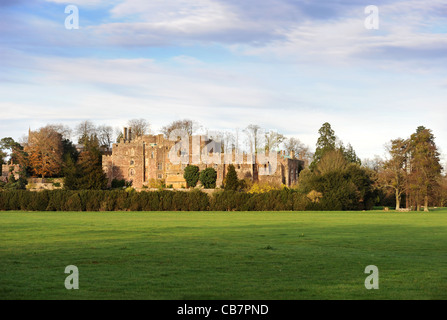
<box><xmin>106</xmin><ymin>0</ymin><xmax>240</xmax><ymax>36</ymax></box>
<box><xmin>3</xmin><ymin>52</ymin><xmax>445</xmax><ymax>160</ymax></box>
<box><xmin>2</xmin><ymin>0</ymin><xmax>447</xmax><ymax>160</ymax></box>
<box><xmin>229</xmin><ymin>0</ymin><xmax>447</xmax><ymax>71</ymax></box>
<box><xmin>44</xmin><ymin>0</ymin><xmax>115</xmax><ymax>6</ymax></box>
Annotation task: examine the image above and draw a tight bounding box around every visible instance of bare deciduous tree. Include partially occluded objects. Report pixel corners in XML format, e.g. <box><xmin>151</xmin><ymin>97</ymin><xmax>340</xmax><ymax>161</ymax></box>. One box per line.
<box><xmin>161</xmin><ymin>119</ymin><xmax>201</xmax><ymax>138</ymax></box>
<box><xmin>45</xmin><ymin>124</ymin><xmax>72</xmax><ymax>140</ymax></box>
<box><xmin>264</xmin><ymin>131</ymin><xmax>285</xmax><ymax>152</ymax></box>
<box><xmin>284</xmin><ymin>137</ymin><xmax>313</xmax><ymax>162</ymax></box>
<box><xmin>97</xmin><ymin>124</ymin><xmax>114</xmax><ymax>149</ymax></box>
<box><xmin>362</xmin><ymin>155</ymin><xmax>383</xmax><ymax>172</ymax></box>
<box><xmin>244</xmin><ymin>124</ymin><xmax>262</xmax><ymax>154</ymax></box>
<box><xmin>75</xmin><ymin>120</ymin><xmax>97</xmax><ymax>145</ymax></box>
<box><xmin>127</xmin><ymin>119</ymin><xmax>150</xmax><ymax>137</ymax></box>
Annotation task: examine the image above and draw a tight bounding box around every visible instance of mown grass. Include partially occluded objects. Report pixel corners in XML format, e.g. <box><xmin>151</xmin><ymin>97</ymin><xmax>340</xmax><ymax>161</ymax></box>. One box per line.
<box><xmin>0</xmin><ymin>209</ymin><xmax>446</xmax><ymax>299</ymax></box>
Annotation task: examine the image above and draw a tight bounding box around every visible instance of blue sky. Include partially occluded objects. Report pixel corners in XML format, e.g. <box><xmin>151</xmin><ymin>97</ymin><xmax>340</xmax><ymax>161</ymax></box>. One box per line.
<box><xmin>0</xmin><ymin>0</ymin><xmax>446</xmax><ymax>163</ymax></box>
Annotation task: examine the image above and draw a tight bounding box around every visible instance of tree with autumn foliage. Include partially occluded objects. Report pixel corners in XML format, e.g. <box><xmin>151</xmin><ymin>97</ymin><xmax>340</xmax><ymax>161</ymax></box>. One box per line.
<box><xmin>378</xmin><ymin>138</ymin><xmax>409</xmax><ymax>210</ymax></box>
<box><xmin>25</xmin><ymin>126</ymin><xmax>63</xmax><ymax>178</ymax></box>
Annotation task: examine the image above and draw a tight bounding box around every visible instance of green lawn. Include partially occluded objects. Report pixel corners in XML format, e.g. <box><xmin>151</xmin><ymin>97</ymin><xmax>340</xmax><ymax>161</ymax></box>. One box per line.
<box><xmin>1</xmin><ymin>209</ymin><xmax>446</xmax><ymax>300</ymax></box>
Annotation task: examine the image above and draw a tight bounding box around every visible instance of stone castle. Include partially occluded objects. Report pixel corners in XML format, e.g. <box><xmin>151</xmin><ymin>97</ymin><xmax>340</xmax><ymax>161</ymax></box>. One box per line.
<box><xmin>102</xmin><ymin>128</ymin><xmax>305</xmax><ymax>189</ymax></box>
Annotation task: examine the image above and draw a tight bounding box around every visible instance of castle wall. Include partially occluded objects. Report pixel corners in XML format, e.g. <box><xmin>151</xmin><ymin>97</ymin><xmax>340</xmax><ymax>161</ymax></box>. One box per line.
<box><xmin>102</xmin><ymin>132</ymin><xmax>304</xmax><ymax>189</ymax></box>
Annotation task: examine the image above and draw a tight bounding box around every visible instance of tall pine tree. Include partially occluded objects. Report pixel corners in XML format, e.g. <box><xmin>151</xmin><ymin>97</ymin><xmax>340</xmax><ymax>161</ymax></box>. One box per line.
<box><xmin>224</xmin><ymin>164</ymin><xmax>239</xmax><ymax>191</ymax></box>
<box><xmin>408</xmin><ymin>126</ymin><xmax>442</xmax><ymax>211</ymax></box>
<box><xmin>310</xmin><ymin>122</ymin><xmax>336</xmax><ymax>171</ymax></box>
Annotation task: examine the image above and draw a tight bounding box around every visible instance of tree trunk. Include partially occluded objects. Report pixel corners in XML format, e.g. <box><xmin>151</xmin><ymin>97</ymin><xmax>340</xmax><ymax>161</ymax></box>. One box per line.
<box><xmin>416</xmin><ymin>192</ymin><xmax>420</xmax><ymax>211</ymax></box>
<box><xmin>424</xmin><ymin>195</ymin><xmax>429</xmax><ymax>212</ymax></box>
<box><xmin>405</xmin><ymin>186</ymin><xmax>409</xmax><ymax>209</ymax></box>
<box><xmin>395</xmin><ymin>189</ymin><xmax>400</xmax><ymax>211</ymax></box>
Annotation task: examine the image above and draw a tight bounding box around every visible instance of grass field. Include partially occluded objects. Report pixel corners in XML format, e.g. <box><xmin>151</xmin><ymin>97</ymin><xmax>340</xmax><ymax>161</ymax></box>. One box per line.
<box><xmin>1</xmin><ymin>209</ymin><xmax>446</xmax><ymax>300</ymax></box>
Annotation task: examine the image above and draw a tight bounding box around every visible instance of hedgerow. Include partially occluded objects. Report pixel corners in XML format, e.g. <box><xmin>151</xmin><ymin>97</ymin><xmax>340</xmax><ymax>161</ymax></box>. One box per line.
<box><xmin>0</xmin><ymin>187</ymin><xmax>369</xmax><ymax>211</ymax></box>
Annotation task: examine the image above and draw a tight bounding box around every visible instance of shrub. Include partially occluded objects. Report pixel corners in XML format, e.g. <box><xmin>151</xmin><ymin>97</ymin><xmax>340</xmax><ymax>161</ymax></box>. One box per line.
<box><xmin>111</xmin><ymin>179</ymin><xmax>126</xmax><ymax>189</ymax></box>
<box><xmin>224</xmin><ymin>164</ymin><xmax>239</xmax><ymax>191</ymax></box>
<box><xmin>299</xmin><ymin>163</ymin><xmax>375</xmax><ymax>211</ymax></box>
<box><xmin>199</xmin><ymin>168</ymin><xmax>217</xmax><ymax>189</ymax></box>
<box><xmin>147</xmin><ymin>178</ymin><xmax>164</xmax><ymax>190</ymax></box>
<box><xmin>188</xmin><ymin>189</ymin><xmax>210</xmax><ymax>210</ymax></box>
<box><xmin>183</xmin><ymin>165</ymin><xmax>200</xmax><ymax>188</ymax></box>
<box><xmin>248</xmin><ymin>182</ymin><xmax>281</xmax><ymax>194</ymax></box>
<box><xmin>238</xmin><ymin>178</ymin><xmax>252</xmax><ymax>192</ymax></box>
<box><xmin>307</xmin><ymin>190</ymin><xmax>323</xmax><ymax>203</ymax></box>
<box><xmin>66</xmin><ymin>193</ymin><xmax>82</xmax><ymax>211</ymax></box>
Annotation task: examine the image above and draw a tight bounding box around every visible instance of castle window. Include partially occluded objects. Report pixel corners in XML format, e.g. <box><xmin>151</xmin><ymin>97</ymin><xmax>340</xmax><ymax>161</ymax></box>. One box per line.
<box><xmin>158</xmin><ymin>163</ymin><xmax>163</xmax><ymax>170</ymax></box>
<box><xmin>151</xmin><ymin>151</ymin><xmax>154</xmax><ymax>159</ymax></box>
<box><xmin>129</xmin><ymin>169</ymin><xmax>135</xmax><ymax>177</ymax></box>
<box><xmin>157</xmin><ymin>174</ymin><xmax>163</xmax><ymax>179</ymax></box>
<box><xmin>130</xmin><ymin>159</ymin><xmax>135</xmax><ymax>166</ymax></box>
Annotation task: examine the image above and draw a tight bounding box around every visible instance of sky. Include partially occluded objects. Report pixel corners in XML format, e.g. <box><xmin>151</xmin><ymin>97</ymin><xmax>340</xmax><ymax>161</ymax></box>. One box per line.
<box><xmin>0</xmin><ymin>0</ymin><xmax>446</xmax><ymax>163</ymax></box>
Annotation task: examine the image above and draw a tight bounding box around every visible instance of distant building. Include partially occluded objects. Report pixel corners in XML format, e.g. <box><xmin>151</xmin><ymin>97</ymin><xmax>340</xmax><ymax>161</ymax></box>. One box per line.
<box><xmin>102</xmin><ymin>128</ymin><xmax>305</xmax><ymax>189</ymax></box>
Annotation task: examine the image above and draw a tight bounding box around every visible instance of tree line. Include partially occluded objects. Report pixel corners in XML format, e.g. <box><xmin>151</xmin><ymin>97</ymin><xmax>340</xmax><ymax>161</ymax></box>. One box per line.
<box><xmin>376</xmin><ymin>126</ymin><xmax>444</xmax><ymax>211</ymax></box>
<box><xmin>0</xmin><ymin>118</ymin><xmax>313</xmax><ymax>185</ymax></box>
<box><xmin>297</xmin><ymin>122</ymin><xmax>446</xmax><ymax>210</ymax></box>
<box><xmin>1</xmin><ymin>119</ymin><xmax>446</xmax><ymax>210</ymax></box>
